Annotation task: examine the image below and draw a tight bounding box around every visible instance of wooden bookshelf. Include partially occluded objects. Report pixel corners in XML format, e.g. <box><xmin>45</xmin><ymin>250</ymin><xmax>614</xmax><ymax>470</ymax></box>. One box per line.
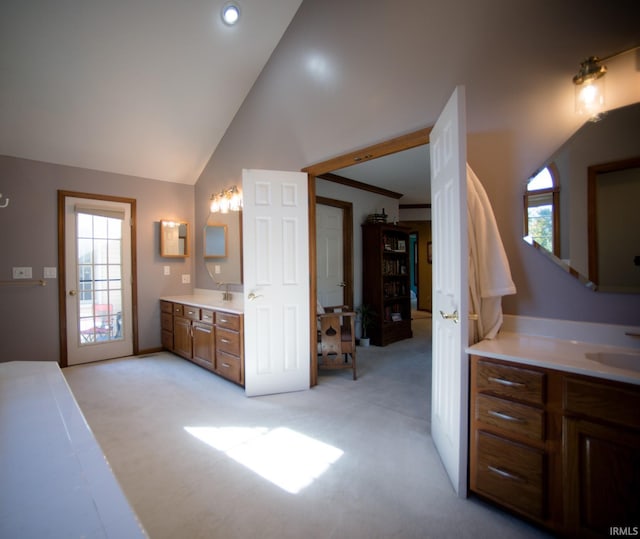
<box><xmin>362</xmin><ymin>223</ymin><xmax>413</xmax><ymax>346</ymax></box>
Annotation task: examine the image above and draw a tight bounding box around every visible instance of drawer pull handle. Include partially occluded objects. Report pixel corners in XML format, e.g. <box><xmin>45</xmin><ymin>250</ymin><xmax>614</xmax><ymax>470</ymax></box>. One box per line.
<box><xmin>487</xmin><ymin>465</ymin><xmax>524</xmax><ymax>482</ymax></box>
<box><xmin>488</xmin><ymin>410</ymin><xmax>524</xmax><ymax>423</ymax></box>
<box><xmin>222</xmin><ymin>362</ymin><xmax>230</xmax><ymax>368</ymax></box>
<box><xmin>220</xmin><ymin>318</ymin><xmax>228</xmax><ymax>323</ymax></box>
<box><xmin>488</xmin><ymin>376</ymin><xmax>525</xmax><ymax>388</ymax></box>
<box><xmin>187</xmin><ymin>310</ymin><xmax>195</xmax><ymax>315</ymax></box>
<box><xmin>221</xmin><ymin>338</ymin><xmax>231</xmax><ymax>344</ymax></box>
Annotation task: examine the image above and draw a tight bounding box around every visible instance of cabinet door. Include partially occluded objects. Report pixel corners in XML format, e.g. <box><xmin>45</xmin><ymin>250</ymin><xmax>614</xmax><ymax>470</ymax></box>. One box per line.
<box><xmin>193</xmin><ymin>322</ymin><xmax>214</xmax><ymax>368</ymax></box>
<box><xmin>173</xmin><ymin>316</ymin><xmax>192</xmax><ymax>359</ymax></box>
<box><xmin>564</xmin><ymin>417</ymin><xmax>640</xmax><ymax>537</ymax></box>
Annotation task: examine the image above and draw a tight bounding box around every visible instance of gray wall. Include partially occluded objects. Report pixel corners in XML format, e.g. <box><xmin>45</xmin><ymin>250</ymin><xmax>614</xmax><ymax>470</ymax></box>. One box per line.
<box><xmin>0</xmin><ymin>155</ymin><xmax>194</xmax><ymax>362</ymax></box>
<box><xmin>195</xmin><ymin>0</ymin><xmax>640</xmax><ymax>326</ymax></box>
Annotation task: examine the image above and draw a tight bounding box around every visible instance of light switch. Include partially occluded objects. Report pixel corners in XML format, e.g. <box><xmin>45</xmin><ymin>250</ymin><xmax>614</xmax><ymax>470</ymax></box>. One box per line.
<box><xmin>182</xmin><ymin>274</ymin><xmax>191</xmax><ymax>284</ymax></box>
<box><xmin>215</xmin><ymin>265</ymin><xmax>221</xmax><ymax>274</ymax></box>
<box><xmin>164</xmin><ymin>266</ymin><xmax>171</xmax><ymax>276</ymax></box>
<box><xmin>44</xmin><ymin>267</ymin><xmax>57</xmax><ymax>279</ymax></box>
<box><xmin>12</xmin><ymin>267</ymin><xmax>32</xmax><ymax>279</ymax></box>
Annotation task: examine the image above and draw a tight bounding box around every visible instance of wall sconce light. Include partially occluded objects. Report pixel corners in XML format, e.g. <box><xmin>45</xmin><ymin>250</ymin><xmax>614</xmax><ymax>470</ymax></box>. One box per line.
<box><xmin>573</xmin><ymin>45</ymin><xmax>639</xmax><ymax>120</ymax></box>
<box><xmin>573</xmin><ymin>56</ymin><xmax>606</xmax><ymax>118</ymax></box>
<box><xmin>210</xmin><ymin>186</ymin><xmax>242</xmax><ymax>213</ymax></box>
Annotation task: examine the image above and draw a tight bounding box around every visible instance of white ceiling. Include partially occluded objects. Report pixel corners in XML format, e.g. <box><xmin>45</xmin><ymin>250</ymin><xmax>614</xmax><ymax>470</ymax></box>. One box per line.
<box><xmin>0</xmin><ymin>0</ymin><xmax>303</xmax><ymax>184</ymax></box>
<box><xmin>333</xmin><ymin>145</ymin><xmax>431</xmax><ymax>206</ymax></box>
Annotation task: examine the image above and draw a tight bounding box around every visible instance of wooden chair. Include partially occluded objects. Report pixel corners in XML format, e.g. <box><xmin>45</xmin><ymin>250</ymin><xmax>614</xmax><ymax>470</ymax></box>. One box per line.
<box><xmin>317</xmin><ymin>305</ymin><xmax>357</xmax><ymax>380</ymax></box>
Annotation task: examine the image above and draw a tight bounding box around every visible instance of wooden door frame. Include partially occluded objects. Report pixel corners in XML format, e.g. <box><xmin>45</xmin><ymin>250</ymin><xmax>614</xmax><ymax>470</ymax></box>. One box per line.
<box><xmin>316</xmin><ymin>196</ymin><xmax>354</xmax><ymax>310</ymax></box>
<box><xmin>57</xmin><ymin>190</ymin><xmax>139</xmax><ymax>367</ymax></box>
<box><xmin>304</xmin><ymin>127</ymin><xmax>432</xmax><ymax>386</ymax></box>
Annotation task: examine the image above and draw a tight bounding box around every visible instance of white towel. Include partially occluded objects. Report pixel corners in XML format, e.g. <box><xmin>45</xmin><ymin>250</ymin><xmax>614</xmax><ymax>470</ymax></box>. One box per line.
<box><xmin>467</xmin><ymin>164</ymin><xmax>516</xmax><ymax>342</ymax></box>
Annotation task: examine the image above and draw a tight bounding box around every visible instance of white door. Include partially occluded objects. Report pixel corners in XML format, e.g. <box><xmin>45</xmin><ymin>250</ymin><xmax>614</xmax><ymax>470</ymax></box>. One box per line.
<box><xmin>316</xmin><ymin>203</ymin><xmax>344</xmax><ymax>307</ymax></box>
<box><xmin>430</xmin><ymin>86</ymin><xmax>469</xmax><ymax>497</ymax></box>
<box><xmin>64</xmin><ymin>196</ymin><xmax>134</xmax><ymax>365</ymax></box>
<box><xmin>242</xmin><ymin>169</ymin><xmax>310</xmax><ymax>397</ymax></box>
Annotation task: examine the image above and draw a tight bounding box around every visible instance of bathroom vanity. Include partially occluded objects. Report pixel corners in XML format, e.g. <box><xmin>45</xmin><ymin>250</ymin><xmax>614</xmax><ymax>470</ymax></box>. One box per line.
<box><xmin>468</xmin><ymin>328</ymin><xmax>640</xmax><ymax>537</ymax></box>
<box><xmin>161</xmin><ymin>295</ymin><xmax>244</xmax><ymax>386</ymax></box>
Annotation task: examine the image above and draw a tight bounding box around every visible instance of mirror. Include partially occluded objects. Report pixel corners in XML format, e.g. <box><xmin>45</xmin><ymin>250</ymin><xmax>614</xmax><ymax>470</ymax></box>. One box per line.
<box><xmin>204</xmin><ymin>211</ymin><xmax>243</xmax><ymax>284</ymax></box>
<box><xmin>204</xmin><ymin>224</ymin><xmax>227</xmax><ymax>258</ymax></box>
<box><xmin>160</xmin><ymin>220</ymin><xmax>189</xmax><ymax>257</ymax></box>
<box><xmin>523</xmin><ymin>102</ymin><xmax>640</xmax><ymax>292</ymax></box>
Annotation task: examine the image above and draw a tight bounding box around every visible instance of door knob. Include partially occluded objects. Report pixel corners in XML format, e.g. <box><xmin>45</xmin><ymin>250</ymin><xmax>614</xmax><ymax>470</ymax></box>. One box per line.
<box><xmin>439</xmin><ymin>310</ymin><xmax>459</xmax><ymax>323</ymax></box>
<box><xmin>338</xmin><ymin>282</ymin><xmax>347</xmax><ymax>287</ymax></box>
<box><xmin>69</xmin><ymin>290</ymin><xmax>77</xmax><ymax>296</ymax></box>
<box><xmin>248</xmin><ymin>292</ymin><xmax>263</xmax><ymax>301</ymax></box>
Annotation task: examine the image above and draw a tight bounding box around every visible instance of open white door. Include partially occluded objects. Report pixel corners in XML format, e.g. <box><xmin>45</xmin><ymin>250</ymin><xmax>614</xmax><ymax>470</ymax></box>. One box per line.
<box><xmin>430</xmin><ymin>86</ymin><xmax>469</xmax><ymax>496</ymax></box>
<box><xmin>242</xmin><ymin>169</ymin><xmax>310</xmax><ymax>397</ymax></box>
<box><xmin>316</xmin><ymin>203</ymin><xmax>345</xmax><ymax>307</ymax></box>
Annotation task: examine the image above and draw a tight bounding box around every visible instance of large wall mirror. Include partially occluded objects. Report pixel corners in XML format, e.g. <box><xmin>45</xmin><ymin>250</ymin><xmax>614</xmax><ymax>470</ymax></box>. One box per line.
<box><xmin>160</xmin><ymin>220</ymin><xmax>189</xmax><ymax>257</ymax></box>
<box><xmin>204</xmin><ymin>211</ymin><xmax>243</xmax><ymax>284</ymax></box>
<box><xmin>523</xmin><ymin>102</ymin><xmax>640</xmax><ymax>293</ymax></box>
<box><xmin>204</xmin><ymin>224</ymin><xmax>227</xmax><ymax>258</ymax></box>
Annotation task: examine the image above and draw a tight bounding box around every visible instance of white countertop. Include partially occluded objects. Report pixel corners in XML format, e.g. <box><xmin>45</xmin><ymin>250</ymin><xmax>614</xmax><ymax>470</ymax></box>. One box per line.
<box><xmin>0</xmin><ymin>361</ymin><xmax>147</xmax><ymax>538</ymax></box>
<box><xmin>161</xmin><ymin>294</ymin><xmax>244</xmax><ymax>314</ymax></box>
<box><xmin>467</xmin><ymin>331</ymin><xmax>640</xmax><ymax>386</ymax></box>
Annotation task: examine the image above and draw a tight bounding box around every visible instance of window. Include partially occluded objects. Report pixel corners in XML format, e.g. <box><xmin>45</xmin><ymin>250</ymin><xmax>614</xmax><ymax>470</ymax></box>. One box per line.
<box><xmin>524</xmin><ymin>165</ymin><xmax>559</xmax><ymax>256</ymax></box>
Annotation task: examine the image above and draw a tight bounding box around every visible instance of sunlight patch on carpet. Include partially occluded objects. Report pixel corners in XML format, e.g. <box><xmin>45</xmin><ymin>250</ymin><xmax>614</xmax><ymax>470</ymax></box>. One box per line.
<box><xmin>185</xmin><ymin>426</ymin><xmax>343</xmax><ymax>494</ymax></box>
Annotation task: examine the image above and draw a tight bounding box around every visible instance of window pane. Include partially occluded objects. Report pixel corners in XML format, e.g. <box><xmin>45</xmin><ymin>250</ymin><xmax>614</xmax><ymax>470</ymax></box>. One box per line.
<box><xmin>93</xmin><ymin>216</ymin><xmax>109</xmax><ymax>239</ymax></box>
<box><xmin>107</xmin><ymin>218</ymin><xmax>122</xmax><ymax>239</ymax></box>
<box><xmin>527</xmin><ymin>167</ymin><xmax>553</xmax><ymax>191</ymax></box>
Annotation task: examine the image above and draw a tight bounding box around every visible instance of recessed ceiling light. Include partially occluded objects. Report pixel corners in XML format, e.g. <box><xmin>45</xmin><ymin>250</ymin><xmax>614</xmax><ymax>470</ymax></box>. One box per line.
<box><xmin>221</xmin><ymin>2</ymin><xmax>240</xmax><ymax>26</ymax></box>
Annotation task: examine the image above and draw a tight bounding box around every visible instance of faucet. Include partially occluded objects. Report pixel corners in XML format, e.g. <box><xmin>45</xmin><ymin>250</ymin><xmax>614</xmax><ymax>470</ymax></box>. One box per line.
<box><xmin>218</xmin><ymin>282</ymin><xmax>232</xmax><ymax>302</ymax></box>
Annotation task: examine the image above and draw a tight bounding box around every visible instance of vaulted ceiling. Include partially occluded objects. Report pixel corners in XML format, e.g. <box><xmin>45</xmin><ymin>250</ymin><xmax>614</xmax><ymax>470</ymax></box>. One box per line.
<box><xmin>0</xmin><ymin>0</ymin><xmax>302</xmax><ymax>184</ymax></box>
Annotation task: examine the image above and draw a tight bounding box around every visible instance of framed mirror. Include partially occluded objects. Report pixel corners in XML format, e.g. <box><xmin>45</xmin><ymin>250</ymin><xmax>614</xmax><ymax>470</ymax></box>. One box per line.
<box><xmin>523</xmin><ymin>102</ymin><xmax>640</xmax><ymax>292</ymax></box>
<box><xmin>204</xmin><ymin>211</ymin><xmax>243</xmax><ymax>284</ymax></box>
<box><xmin>160</xmin><ymin>220</ymin><xmax>189</xmax><ymax>257</ymax></box>
<box><xmin>204</xmin><ymin>224</ymin><xmax>227</xmax><ymax>258</ymax></box>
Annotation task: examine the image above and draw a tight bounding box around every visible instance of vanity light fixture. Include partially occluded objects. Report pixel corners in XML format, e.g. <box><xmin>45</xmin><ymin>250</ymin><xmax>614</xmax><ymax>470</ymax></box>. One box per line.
<box><xmin>221</xmin><ymin>2</ymin><xmax>240</xmax><ymax>26</ymax></box>
<box><xmin>573</xmin><ymin>45</ymin><xmax>639</xmax><ymax>120</ymax></box>
<box><xmin>210</xmin><ymin>186</ymin><xmax>242</xmax><ymax>214</ymax></box>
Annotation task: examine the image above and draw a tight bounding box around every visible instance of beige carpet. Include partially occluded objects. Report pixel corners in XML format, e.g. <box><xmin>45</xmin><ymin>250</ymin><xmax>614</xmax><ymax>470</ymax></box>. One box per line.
<box><xmin>63</xmin><ymin>319</ymin><xmax>550</xmax><ymax>539</ymax></box>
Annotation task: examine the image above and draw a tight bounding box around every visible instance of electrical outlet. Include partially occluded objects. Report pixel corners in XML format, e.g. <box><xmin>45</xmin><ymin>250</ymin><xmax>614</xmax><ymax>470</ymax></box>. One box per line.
<box><xmin>182</xmin><ymin>274</ymin><xmax>191</xmax><ymax>284</ymax></box>
<box><xmin>12</xmin><ymin>267</ymin><xmax>32</xmax><ymax>279</ymax></box>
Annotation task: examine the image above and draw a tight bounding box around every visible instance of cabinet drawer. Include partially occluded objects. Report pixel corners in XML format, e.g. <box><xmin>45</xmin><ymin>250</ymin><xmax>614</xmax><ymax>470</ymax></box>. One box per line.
<box><xmin>201</xmin><ymin>309</ymin><xmax>214</xmax><ymax>324</ymax></box>
<box><xmin>475</xmin><ymin>430</ymin><xmax>545</xmax><ymax>520</ymax></box>
<box><xmin>216</xmin><ymin>350</ymin><xmax>242</xmax><ymax>383</ymax></box>
<box><xmin>477</xmin><ymin>359</ymin><xmax>544</xmax><ymax>405</ymax></box>
<box><xmin>161</xmin><ymin>300</ymin><xmax>173</xmax><ymax>313</ymax></box>
<box><xmin>182</xmin><ymin>305</ymin><xmax>200</xmax><ymax>321</ymax></box>
<box><xmin>216</xmin><ymin>311</ymin><xmax>241</xmax><ymax>331</ymax></box>
<box><xmin>216</xmin><ymin>328</ymin><xmax>240</xmax><ymax>355</ymax></box>
<box><xmin>172</xmin><ymin>303</ymin><xmax>184</xmax><ymax>316</ymax></box>
<box><xmin>161</xmin><ymin>312</ymin><xmax>173</xmax><ymax>332</ymax></box>
<box><xmin>476</xmin><ymin>394</ymin><xmax>544</xmax><ymax>441</ymax></box>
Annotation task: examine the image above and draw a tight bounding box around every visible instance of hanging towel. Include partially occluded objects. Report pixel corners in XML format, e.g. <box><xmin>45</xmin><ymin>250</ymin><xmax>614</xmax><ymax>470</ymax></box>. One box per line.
<box><xmin>467</xmin><ymin>164</ymin><xmax>516</xmax><ymax>342</ymax></box>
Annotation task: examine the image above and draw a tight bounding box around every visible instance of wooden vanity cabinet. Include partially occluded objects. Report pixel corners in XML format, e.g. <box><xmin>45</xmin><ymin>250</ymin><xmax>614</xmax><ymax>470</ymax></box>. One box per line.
<box><xmin>470</xmin><ymin>355</ymin><xmax>640</xmax><ymax>537</ymax></box>
<box><xmin>562</xmin><ymin>376</ymin><xmax>640</xmax><ymax>538</ymax></box>
<box><xmin>160</xmin><ymin>301</ymin><xmax>174</xmax><ymax>350</ymax></box>
<box><xmin>470</xmin><ymin>356</ymin><xmax>559</xmax><ymax>526</ymax></box>
<box><xmin>214</xmin><ymin>311</ymin><xmax>244</xmax><ymax>385</ymax></box>
<box><xmin>160</xmin><ymin>300</ymin><xmax>243</xmax><ymax>385</ymax></box>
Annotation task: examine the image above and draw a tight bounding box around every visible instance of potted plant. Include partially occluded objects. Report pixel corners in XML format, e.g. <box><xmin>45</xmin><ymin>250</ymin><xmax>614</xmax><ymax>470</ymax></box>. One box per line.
<box><xmin>356</xmin><ymin>304</ymin><xmax>376</xmax><ymax>346</ymax></box>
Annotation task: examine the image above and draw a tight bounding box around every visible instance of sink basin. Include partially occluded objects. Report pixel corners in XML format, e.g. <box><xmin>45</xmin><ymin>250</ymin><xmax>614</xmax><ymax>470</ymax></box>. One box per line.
<box><xmin>585</xmin><ymin>351</ymin><xmax>640</xmax><ymax>372</ymax></box>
